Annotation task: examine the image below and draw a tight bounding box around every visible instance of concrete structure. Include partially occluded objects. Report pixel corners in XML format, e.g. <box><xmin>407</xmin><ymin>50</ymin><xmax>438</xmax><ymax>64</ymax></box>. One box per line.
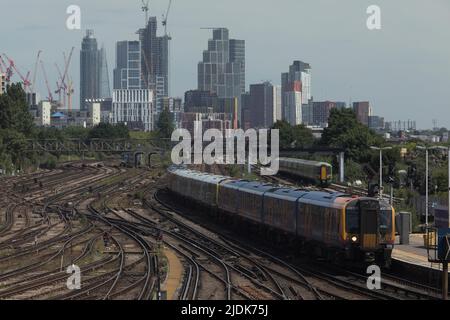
<box><xmin>32</xmin><ymin>101</ymin><xmax>51</xmax><ymax>126</ymax></box>
<box><xmin>283</xmin><ymin>81</ymin><xmax>303</xmax><ymax>126</ymax></box>
<box><xmin>0</xmin><ymin>73</ymin><xmax>6</xmax><ymax>95</ymax></box>
<box><xmin>80</xmin><ymin>30</ymin><xmax>110</xmax><ymax>110</ymax></box>
<box><xmin>197</xmin><ymin>28</ymin><xmax>245</xmax><ymax>121</ymax></box>
<box><xmin>281</xmin><ymin>61</ymin><xmax>312</xmax><ymax>124</ymax></box>
<box><xmin>353</xmin><ymin>101</ymin><xmax>372</xmax><ymax>126</ymax></box>
<box><xmin>112</xmin><ymin>89</ymin><xmax>155</xmax><ymax>131</ymax></box>
<box><xmin>273</xmin><ymin>85</ymin><xmax>282</xmax><ymax>123</ymax></box>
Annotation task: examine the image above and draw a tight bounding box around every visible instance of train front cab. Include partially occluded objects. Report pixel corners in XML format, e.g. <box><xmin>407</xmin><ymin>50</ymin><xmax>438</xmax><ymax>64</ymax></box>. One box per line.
<box><xmin>343</xmin><ymin>198</ymin><xmax>395</xmax><ymax>267</ymax></box>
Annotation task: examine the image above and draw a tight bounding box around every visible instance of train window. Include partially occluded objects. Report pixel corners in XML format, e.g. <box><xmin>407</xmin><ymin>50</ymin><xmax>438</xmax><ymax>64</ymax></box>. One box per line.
<box><xmin>346</xmin><ymin>207</ymin><xmax>360</xmax><ymax>233</ymax></box>
<box><xmin>379</xmin><ymin>209</ymin><xmax>392</xmax><ymax>234</ymax></box>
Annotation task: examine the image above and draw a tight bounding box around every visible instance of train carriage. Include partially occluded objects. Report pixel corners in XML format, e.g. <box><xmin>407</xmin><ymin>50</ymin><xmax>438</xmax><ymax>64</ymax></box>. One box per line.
<box><xmin>278</xmin><ymin>158</ymin><xmax>333</xmax><ymax>186</ymax></box>
<box><xmin>217</xmin><ymin>180</ymin><xmax>250</xmax><ymax>214</ymax></box>
<box><xmin>235</xmin><ymin>182</ymin><xmax>276</xmax><ymax>223</ymax></box>
<box><xmin>167</xmin><ymin>167</ymin><xmax>395</xmax><ymax>266</ymax></box>
<box><xmin>262</xmin><ymin>188</ymin><xmax>308</xmax><ymax>234</ymax></box>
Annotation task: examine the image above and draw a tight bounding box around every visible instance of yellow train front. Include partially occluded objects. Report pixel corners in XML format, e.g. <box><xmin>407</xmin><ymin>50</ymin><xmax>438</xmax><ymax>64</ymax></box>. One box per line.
<box><xmin>167</xmin><ymin>168</ymin><xmax>395</xmax><ymax>268</ymax></box>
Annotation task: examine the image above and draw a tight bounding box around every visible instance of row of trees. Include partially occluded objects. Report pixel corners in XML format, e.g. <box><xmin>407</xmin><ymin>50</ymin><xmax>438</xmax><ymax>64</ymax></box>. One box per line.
<box><xmin>0</xmin><ymin>84</ymin><xmax>166</xmax><ymax>174</ymax></box>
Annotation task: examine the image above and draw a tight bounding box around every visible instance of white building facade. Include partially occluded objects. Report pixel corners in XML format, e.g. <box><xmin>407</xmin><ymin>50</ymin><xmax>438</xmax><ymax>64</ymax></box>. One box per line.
<box><xmin>112</xmin><ymin>89</ymin><xmax>155</xmax><ymax>132</ymax></box>
<box><xmin>285</xmin><ymin>91</ymin><xmax>303</xmax><ymax>126</ymax></box>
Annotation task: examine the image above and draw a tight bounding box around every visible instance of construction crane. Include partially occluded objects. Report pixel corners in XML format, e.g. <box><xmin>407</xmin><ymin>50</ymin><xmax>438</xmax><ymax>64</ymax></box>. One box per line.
<box><xmin>55</xmin><ymin>63</ymin><xmax>67</xmax><ymax>108</ymax></box>
<box><xmin>141</xmin><ymin>0</ymin><xmax>149</xmax><ymax>24</ymax></box>
<box><xmin>2</xmin><ymin>53</ymin><xmax>31</xmax><ymax>92</ymax></box>
<box><xmin>0</xmin><ymin>55</ymin><xmax>13</xmax><ymax>82</ymax></box>
<box><xmin>162</xmin><ymin>0</ymin><xmax>172</xmax><ymax>37</ymax></box>
<box><xmin>40</xmin><ymin>60</ymin><xmax>53</xmax><ymax>102</ymax></box>
<box><xmin>53</xmin><ymin>47</ymin><xmax>74</xmax><ymax>109</ymax></box>
<box><xmin>31</xmin><ymin>50</ymin><xmax>42</xmax><ymax>94</ymax></box>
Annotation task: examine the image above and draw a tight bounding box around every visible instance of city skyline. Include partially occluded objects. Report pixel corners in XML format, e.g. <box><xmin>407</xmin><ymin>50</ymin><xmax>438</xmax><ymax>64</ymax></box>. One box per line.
<box><xmin>1</xmin><ymin>0</ymin><xmax>450</xmax><ymax>128</ymax></box>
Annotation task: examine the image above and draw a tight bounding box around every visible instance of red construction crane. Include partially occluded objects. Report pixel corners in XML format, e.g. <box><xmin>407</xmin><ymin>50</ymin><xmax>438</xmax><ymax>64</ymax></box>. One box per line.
<box><xmin>0</xmin><ymin>55</ymin><xmax>12</xmax><ymax>82</ymax></box>
<box><xmin>40</xmin><ymin>60</ymin><xmax>53</xmax><ymax>102</ymax></box>
<box><xmin>2</xmin><ymin>53</ymin><xmax>31</xmax><ymax>92</ymax></box>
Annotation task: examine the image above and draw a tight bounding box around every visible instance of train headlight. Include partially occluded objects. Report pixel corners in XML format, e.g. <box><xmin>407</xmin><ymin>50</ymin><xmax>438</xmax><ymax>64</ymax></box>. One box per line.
<box><xmin>351</xmin><ymin>236</ymin><xmax>358</xmax><ymax>242</ymax></box>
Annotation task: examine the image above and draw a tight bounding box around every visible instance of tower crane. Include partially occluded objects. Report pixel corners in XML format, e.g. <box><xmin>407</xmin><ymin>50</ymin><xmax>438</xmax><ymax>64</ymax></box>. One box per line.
<box><xmin>2</xmin><ymin>53</ymin><xmax>31</xmax><ymax>92</ymax></box>
<box><xmin>31</xmin><ymin>50</ymin><xmax>42</xmax><ymax>94</ymax></box>
<box><xmin>40</xmin><ymin>60</ymin><xmax>53</xmax><ymax>102</ymax></box>
<box><xmin>141</xmin><ymin>0</ymin><xmax>149</xmax><ymax>24</ymax></box>
<box><xmin>162</xmin><ymin>0</ymin><xmax>173</xmax><ymax>37</ymax></box>
<box><xmin>0</xmin><ymin>55</ymin><xmax>13</xmax><ymax>82</ymax></box>
<box><xmin>55</xmin><ymin>63</ymin><xmax>67</xmax><ymax>108</ymax></box>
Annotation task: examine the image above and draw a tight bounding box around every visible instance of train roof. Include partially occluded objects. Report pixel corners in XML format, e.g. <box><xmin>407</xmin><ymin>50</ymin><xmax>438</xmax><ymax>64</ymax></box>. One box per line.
<box><xmin>237</xmin><ymin>181</ymin><xmax>278</xmax><ymax>195</ymax></box>
<box><xmin>265</xmin><ymin>188</ymin><xmax>310</xmax><ymax>201</ymax></box>
<box><xmin>221</xmin><ymin>179</ymin><xmax>251</xmax><ymax>189</ymax></box>
<box><xmin>278</xmin><ymin>157</ymin><xmax>332</xmax><ymax>167</ymax></box>
<box><xmin>169</xmin><ymin>168</ymin><xmax>230</xmax><ymax>184</ymax></box>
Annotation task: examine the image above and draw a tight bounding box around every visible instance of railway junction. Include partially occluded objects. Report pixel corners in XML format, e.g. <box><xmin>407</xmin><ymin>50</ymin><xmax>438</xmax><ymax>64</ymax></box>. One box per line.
<box><xmin>0</xmin><ymin>159</ymin><xmax>449</xmax><ymax>301</ymax></box>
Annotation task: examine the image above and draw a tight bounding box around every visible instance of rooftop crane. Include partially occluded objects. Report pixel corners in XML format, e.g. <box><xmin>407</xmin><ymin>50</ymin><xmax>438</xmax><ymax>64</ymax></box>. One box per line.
<box><xmin>2</xmin><ymin>53</ymin><xmax>31</xmax><ymax>92</ymax></box>
<box><xmin>40</xmin><ymin>60</ymin><xmax>53</xmax><ymax>102</ymax></box>
<box><xmin>31</xmin><ymin>50</ymin><xmax>42</xmax><ymax>94</ymax></box>
<box><xmin>141</xmin><ymin>0</ymin><xmax>149</xmax><ymax>24</ymax></box>
<box><xmin>162</xmin><ymin>0</ymin><xmax>173</xmax><ymax>37</ymax></box>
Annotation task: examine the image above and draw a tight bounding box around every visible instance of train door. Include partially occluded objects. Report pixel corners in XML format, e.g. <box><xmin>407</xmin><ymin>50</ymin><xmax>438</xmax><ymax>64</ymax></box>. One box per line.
<box><xmin>359</xmin><ymin>200</ymin><xmax>380</xmax><ymax>249</ymax></box>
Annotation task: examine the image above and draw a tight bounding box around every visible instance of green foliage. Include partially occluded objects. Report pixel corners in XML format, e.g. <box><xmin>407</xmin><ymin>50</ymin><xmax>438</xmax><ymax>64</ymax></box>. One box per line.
<box><xmin>0</xmin><ymin>83</ymin><xmax>34</xmax><ymax>136</ymax></box>
<box><xmin>272</xmin><ymin>120</ymin><xmax>315</xmax><ymax>149</ymax></box>
<box><xmin>321</xmin><ymin>108</ymin><xmax>383</xmax><ymax>163</ymax></box>
<box><xmin>156</xmin><ymin>108</ymin><xmax>174</xmax><ymax>139</ymax></box>
<box><xmin>88</xmin><ymin>123</ymin><xmax>129</xmax><ymax>140</ymax></box>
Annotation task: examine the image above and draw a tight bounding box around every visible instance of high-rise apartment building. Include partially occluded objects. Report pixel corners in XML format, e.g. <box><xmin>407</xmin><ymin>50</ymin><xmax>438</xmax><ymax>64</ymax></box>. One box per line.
<box><xmin>198</xmin><ymin>28</ymin><xmax>245</xmax><ymax>122</ymax></box>
<box><xmin>284</xmin><ymin>81</ymin><xmax>303</xmax><ymax>126</ymax></box>
<box><xmin>80</xmin><ymin>30</ymin><xmax>111</xmax><ymax>110</ymax></box>
<box><xmin>138</xmin><ymin>16</ymin><xmax>170</xmax><ymax>112</ymax></box>
<box><xmin>242</xmin><ymin>82</ymin><xmax>278</xmax><ymax>129</ymax></box>
<box><xmin>113</xmin><ymin>41</ymin><xmax>142</xmax><ymax>90</ymax></box>
<box><xmin>281</xmin><ymin>61</ymin><xmax>312</xmax><ymax>125</ymax></box>
<box><xmin>353</xmin><ymin>101</ymin><xmax>372</xmax><ymax>126</ymax></box>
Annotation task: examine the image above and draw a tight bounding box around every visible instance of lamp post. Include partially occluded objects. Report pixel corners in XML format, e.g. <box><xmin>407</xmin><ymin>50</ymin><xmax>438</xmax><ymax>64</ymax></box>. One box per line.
<box><xmin>370</xmin><ymin>146</ymin><xmax>392</xmax><ymax>199</ymax></box>
<box><xmin>416</xmin><ymin>145</ymin><xmax>445</xmax><ymax>228</ymax></box>
<box><xmin>435</xmin><ymin>146</ymin><xmax>450</xmax><ymax>229</ymax></box>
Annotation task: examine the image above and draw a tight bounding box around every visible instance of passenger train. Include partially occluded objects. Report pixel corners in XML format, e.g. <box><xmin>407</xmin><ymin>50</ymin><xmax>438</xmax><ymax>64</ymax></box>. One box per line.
<box><xmin>167</xmin><ymin>167</ymin><xmax>395</xmax><ymax>267</ymax></box>
<box><xmin>278</xmin><ymin>158</ymin><xmax>333</xmax><ymax>186</ymax></box>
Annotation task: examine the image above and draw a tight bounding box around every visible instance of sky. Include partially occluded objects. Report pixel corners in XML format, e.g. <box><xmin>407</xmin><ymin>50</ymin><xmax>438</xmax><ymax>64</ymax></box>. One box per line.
<box><xmin>1</xmin><ymin>0</ymin><xmax>450</xmax><ymax>129</ymax></box>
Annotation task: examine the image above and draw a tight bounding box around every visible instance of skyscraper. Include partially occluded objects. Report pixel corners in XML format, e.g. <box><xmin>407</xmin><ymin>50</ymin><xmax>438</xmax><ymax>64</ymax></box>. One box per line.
<box><xmin>113</xmin><ymin>41</ymin><xmax>142</xmax><ymax>90</ymax></box>
<box><xmin>198</xmin><ymin>28</ymin><xmax>245</xmax><ymax>122</ymax></box>
<box><xmin>242</xmin><ymin>82</ymin><xmax>276</xmax><ymax>129</ymax></box>
<box><xmin>80</xmin><ymin>30</ymin><xmax>110</xmax><ymax>110</ymax></box>
<box><xmin>281</xmin><ymin>61</ymin><xmax>312</xmax><ymax>125</ymax></box>
<box><xmin>138</xmin><ymin>16</ymin><xmax>170</xmax><ymax>112</ymax></box>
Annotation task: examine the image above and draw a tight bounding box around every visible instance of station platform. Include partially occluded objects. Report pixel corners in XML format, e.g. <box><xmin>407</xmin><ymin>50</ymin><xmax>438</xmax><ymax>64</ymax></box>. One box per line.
<box><xmin>392</xmin><ymin>234</ymin><xmax>449</xmax><ymax>277</ymax></box>
<box><xmin>161</xmin><ymin>247</ymin><xmax>183</xmax><ymax>300</ymax></box>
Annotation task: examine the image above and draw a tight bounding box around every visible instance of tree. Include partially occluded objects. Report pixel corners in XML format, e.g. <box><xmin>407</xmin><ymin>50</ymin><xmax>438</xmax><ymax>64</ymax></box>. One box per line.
<box><xmin>272</xmin><ymin>121</ymin><xmax>294</xmax><ymax>149</ymax></box>
<box><xmin>88</xmin><ymin>123</ymin><xmax>129</xmax><ymax>140</ymax></box>
<box><xmin>321</xmin><ymin>108</ymin><xmax>383</xmax><ymax>163</ymax></box>
<box><xmin>156</xmin><ymin>108</ymin><xmax>174</xmax><ymax>139</ymax></box>
<box><xmin>0</xmin><ymin>83</ymin><xmax>34</xmax><ymax>136</ymax></box>
<box><xmin>292</xmin><ymin>124</ymin><xmax>314</xmax><ymax>148</ymax></box>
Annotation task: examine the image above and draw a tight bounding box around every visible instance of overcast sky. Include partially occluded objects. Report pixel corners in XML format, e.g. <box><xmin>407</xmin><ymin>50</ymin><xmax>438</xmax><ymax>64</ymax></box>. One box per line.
<box><xmin>1</xmin><ymin>0</ymin><xmax>450</xmax><ymax>129</ymax></box>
